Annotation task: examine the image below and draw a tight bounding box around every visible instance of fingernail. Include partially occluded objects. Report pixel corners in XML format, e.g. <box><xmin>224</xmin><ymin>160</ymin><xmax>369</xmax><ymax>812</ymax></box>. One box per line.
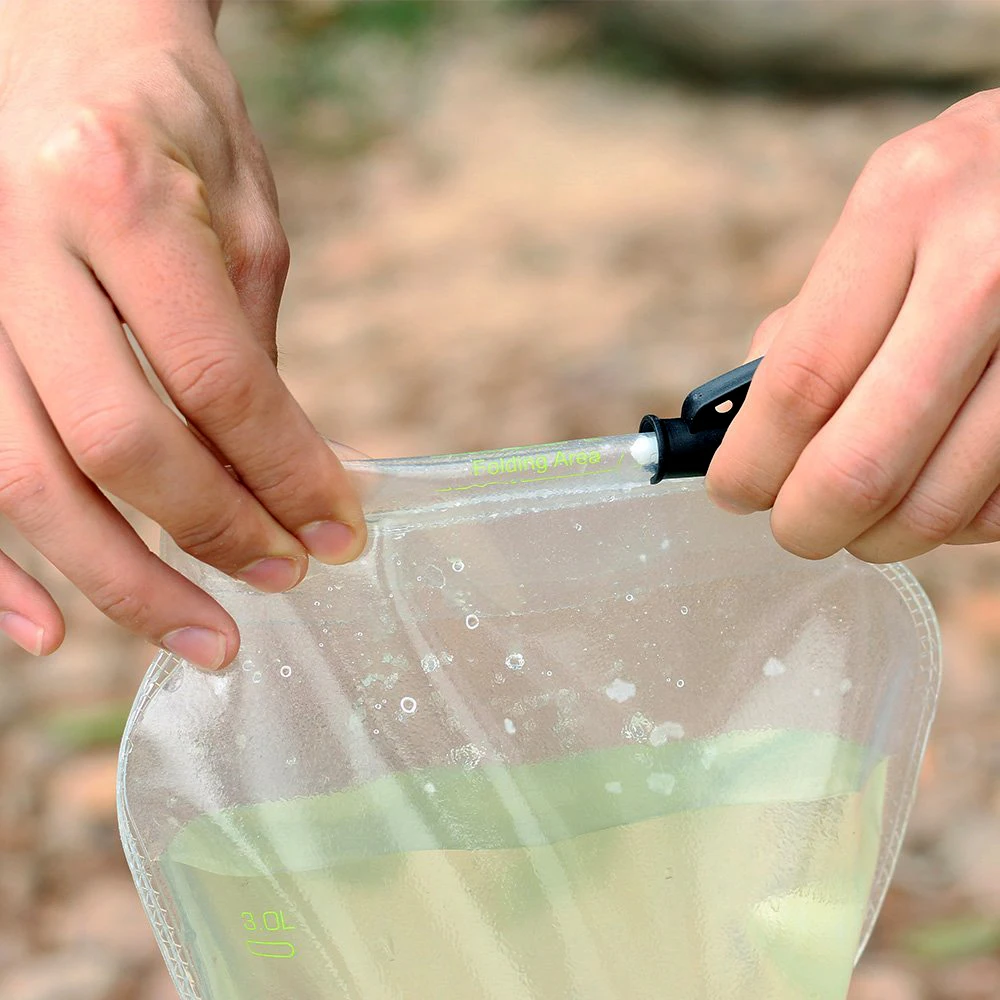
<box><xmin>0</xmin><ymin>612</ymin><xmax>44</xmax><ymax>656</ymax></box>
<box><xmin>235</xmin><ymin>556</ymin><xmax>304</xmax><ymax>592</ymax></box>
<box><xmin>298</xmin><ymin>520</ymin><xmax>357</xmax><ymax>563</ymax></box>
<box><xmin>162</xmin><ymin>627</ymin><xmax>228</xmax><ymax>670</ymax></box>
<box><xmin>706</xmin><ymin>489</ymin><xmax>755</xmax><ymax>515</ymax></box>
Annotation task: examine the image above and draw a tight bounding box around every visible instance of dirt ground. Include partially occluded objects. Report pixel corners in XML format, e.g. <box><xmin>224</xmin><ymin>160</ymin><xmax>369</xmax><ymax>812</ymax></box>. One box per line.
<box><xmin>2</xmin><ymin>4</ymin><xmax>1000</xmax><ymax>998</ymax></box>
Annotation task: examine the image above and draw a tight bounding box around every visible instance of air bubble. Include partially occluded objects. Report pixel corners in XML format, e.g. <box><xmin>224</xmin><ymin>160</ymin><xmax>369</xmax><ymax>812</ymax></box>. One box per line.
<box><xmin>373</xmin><ymin>729</ymin><xmax>380</xmax><ymax>735</ymax></box>
<box><xmin>374</xmin><ymin>702</ymin><xmax>383</xmax><ymax>710</ymax></box>
<box><xmin>313</xmin><ymin>601</ymin><xmax>321</xmax><ymax>607</ymax></box>
<box><xmin>625</xmin><ymin>593</ymin><xmax>634</xmax><ymax>602</ymax></box>
<box><xmin>505</xmin><ymin>653</ymin><xmax>525</xmax><ymax>671</ymax></box>
<box><xmin>574</xmin><ymin>523</ymin><xmax>583</xmax><ymax>531</ymax></box>
<box><xmin>400</xmin><ymin>696</ymin><xmax>417</xmax><ymax>714</ymax></box>
<box><xmin>241</xmin><ymin>659</ymin><xmax>254</xmax><ymax>673</ymax></box>
<box><xmin>280</xmin><ymin>665</ymin><xmax>292</xmax><ymax>679</ymax></box>
<box><xmin>465</xmin><ymin>614</ymin><xmax>480</xmax><ymax>630</ymax></box>
<box><xmin>676</xmin><ymin>679</ymin><xmax>685</xmax><ymax>688</ymax></box>
<box><xmin>252</xmin><ymin>671</ymin><xmax>263</xmax><ymax>684</ymax></box>
<box><xmin>424</xmin><ymin>781</ymin><xmax>436</xmax><ymax>794</ymax></box>
<box><xmin>451</xmin><ymin>559</ymin><xmax>465</xmax><ymax>572</ymax></box>
<box><xmin>839</xmin><ymin>678</ymin><xmax>853</xmax><ymax>694</ymax></box>
<box><xmin>285</xmin><ymin>756</ymin><xmax>297</xmax><ymax>766</ymax></box>
<box><xmin>504</xmin><ymin>718</ymin><xmax>517</xmax><ymax>735</ymax></box>
<box><xmin>545</xmin><ymin>670</ymin><xmax>553</xmax><ymax>677</ymax></box>
<box><xmin>680</xmin><ymin>606</ymin><xmax>689</xmax><ymax>615</ymax></box>
<box><xmin>421</xmin><ymin>654</ymin><xmax>441</xmax><ymax>673</ymax></box>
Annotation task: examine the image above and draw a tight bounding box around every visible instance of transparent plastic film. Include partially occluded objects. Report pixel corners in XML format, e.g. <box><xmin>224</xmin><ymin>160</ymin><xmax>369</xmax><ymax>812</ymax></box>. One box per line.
<box><xmin>118</xmin><ymin>431</ymin><xmax>940</xmax><ymax>1000</ymax></box>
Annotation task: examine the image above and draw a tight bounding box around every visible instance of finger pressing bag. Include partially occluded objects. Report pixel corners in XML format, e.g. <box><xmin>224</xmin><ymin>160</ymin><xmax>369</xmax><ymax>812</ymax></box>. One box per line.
<box><xmin>118</xmin><ymin>364</ymin><xmax>940</xmax><ymax>1000</ymax></box>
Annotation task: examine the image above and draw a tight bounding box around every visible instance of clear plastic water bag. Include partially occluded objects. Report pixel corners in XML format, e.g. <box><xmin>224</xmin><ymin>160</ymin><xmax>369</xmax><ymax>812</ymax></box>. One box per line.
<box><xmin>119</xmin><ymin>395</ymin><xmax>940</xmax><ymax>1000</ymax></box>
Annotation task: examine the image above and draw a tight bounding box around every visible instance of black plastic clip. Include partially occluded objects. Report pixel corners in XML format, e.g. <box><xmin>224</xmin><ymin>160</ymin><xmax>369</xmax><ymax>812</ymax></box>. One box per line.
<box><xmin>639</xmin><ymin>357</ymin><xmax>762</xmax><ymax>483</ymax></box>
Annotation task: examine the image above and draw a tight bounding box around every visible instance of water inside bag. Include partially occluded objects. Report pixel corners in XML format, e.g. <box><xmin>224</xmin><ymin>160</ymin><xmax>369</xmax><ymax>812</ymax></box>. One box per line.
<box><xmin>118</xmin><ymin>433</ymin><xmax>940</xmax><ymax>1000</ymax></box>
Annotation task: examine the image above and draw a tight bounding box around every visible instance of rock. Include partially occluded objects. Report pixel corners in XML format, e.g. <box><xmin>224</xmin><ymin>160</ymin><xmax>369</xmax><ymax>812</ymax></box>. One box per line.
<box><xmin>595</xmin><ymin>0</ymin><xmax>1000</xmax><ymax>85</ymax></box>
<box><xmin>0</xmin><ymin>951</ymin><xmax>125</xmax><ymax>1000</ymax></box>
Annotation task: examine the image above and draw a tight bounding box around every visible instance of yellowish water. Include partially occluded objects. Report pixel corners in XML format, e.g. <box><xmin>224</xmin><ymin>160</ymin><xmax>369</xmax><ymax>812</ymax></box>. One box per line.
<box><xmin>160</xmin><ymin>731</ymin><xmax>886</xmax><ymax>1000</ymax></box>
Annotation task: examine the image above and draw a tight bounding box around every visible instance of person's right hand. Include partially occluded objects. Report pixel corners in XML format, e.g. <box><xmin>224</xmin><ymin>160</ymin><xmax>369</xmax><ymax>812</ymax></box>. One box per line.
<box><xmin>0</xmin><ymin>0</ymin><xmax>366</xmax><ymax>670</ymax></box>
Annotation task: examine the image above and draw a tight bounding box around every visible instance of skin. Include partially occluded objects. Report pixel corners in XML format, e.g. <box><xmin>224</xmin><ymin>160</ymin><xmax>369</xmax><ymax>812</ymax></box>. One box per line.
<box><xmin>0</xmin><ymin>0</ymin><xmax>366</xmax><ymax>670</ymax></box>
<box><xmin>707</xmin><ymin>91</ymin><xmax>1000</xmax><ymax>564</ymax></box>
<box><xmin>0</xmin><ymin>2</ymin><xmax>996</xmax><ymax>667</ymax></box>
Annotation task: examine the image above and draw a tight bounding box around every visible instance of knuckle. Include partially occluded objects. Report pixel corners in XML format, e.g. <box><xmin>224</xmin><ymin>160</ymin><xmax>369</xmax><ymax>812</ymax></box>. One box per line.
<box><xmin>66</xmin><ymin>399</ymin><xmax>154</xmax><ymax>482</ymax></box>
<box><xmin>868</xmin><ymin>127</ymin><xmax>957</xmax><ymax>194</ymax></box>
<box><xmin>227</xmin><ymin>220</ymin><xmax>290</xmax><ymax>289</ymax></box>
<box><xmin>37</xmin><ymin>106</ymin><xmax>144</xmax><ymax>210</ymax></box>
<box><xmin>764</xmin><ymin>343</ymin><xmax>847</xmax><ymax>422</ymax></box>
<box><xmin>816</xmin><ymin>442</ymin><xmax>897</xmax><ymax>517</ymax></box>
<box><xmin>171</xmin><ymin>513</ymin><xmax>246</xmax><ymax>568</ymax></box>
<box><xmin>0</xmin><ymin>449</ymin><xmax>48</xmax><ymax>514</ymax></box>
<box><xmin>964</xmin><ymin>492</ymin><xmax>1000</xmax><ymax>541</ymax></box>
<box><xmin>165</xmin><ymin>345</ymin><xmax>255</xmax><ymax>426</ymax></box>
<box><xmin>89</xmin><ymin>579</ymin><xmax>153</xmax><ymax>629</ymax></box>
<box><xmin>892</xmin><ymin>487</ymin><xmax>968</xmax><ymax>545</ymax></box>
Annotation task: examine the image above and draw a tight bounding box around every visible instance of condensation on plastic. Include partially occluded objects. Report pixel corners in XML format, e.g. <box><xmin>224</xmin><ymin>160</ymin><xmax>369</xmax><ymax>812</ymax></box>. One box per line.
<box><xmin>118</xmin><ymin>434</ymin><xmax>941</xmax><ymax>1000</ymax></box>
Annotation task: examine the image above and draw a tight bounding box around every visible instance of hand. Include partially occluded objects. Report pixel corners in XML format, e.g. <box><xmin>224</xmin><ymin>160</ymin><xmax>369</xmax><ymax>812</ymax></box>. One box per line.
<box><xmin>0</xmin><ymin>0</ymin><xmax>366</xmax><ymax>669</ymax></box>
<box><xmin>707</xmin><ymin>89</ymin><xmax>1000</xmax><ymax>564</ymax></box>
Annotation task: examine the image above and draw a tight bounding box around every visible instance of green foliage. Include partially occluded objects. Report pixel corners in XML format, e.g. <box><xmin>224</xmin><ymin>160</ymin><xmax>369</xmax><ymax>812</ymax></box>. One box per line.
<box><xmin>901</xmin><ymin>914</ymin><xmax>1000</xmax><ymax>963</ymax></box>
<box><xmin>43</xmin><ymin>703</ymin><xmax>132</xmax><ymax>750</ymax></box>
<box><xmin>229</xmin><ymin>1</ymin><xmax>452</xmax><ymax>156</ymax></box>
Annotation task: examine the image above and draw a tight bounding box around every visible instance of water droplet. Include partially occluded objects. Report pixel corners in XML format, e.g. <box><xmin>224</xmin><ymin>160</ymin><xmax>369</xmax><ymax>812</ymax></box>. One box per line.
<box><xmin>465</xmin><ymin>614</ymin><xmax>480</xmax><ymax>630</ymax></box>
<box><xmin>280</xmin><ymin>665</ymin><xmax>292</xmax><ymax>679</ymax></box>
<box><xmin>252</xmin><ymin>671</ymin><xmax>263</xmax><ymax>684</ymax></box>
<box><xmin>505</xmin><ymin>653</ymin><xmax>525</xmax><ymax>671</ymax></box>
<box><xmin>763</xmin><ymin>657</ymin><xmax>786</xmax><ymax>677</ymax></box>
<box><xmin>639</xmin><ymin>553</ymin><xmax>648</xmax><ymax>564</ymax></box>
<box><xmin>421</xmin><ymin>654</ymin><xmax>441</xmax><ymax>673</ymax></box>
<box><xmin>424</xmin><ymin>781</ymin><xmax>436</xmax><ymax>794</ymax></box>
<box><xmin>400</xmin><ymin>696</ymin><xmax>417</xmax><ymax>714</ymax></box>
<box><xmin>504</xmin><ymin>718</ymin><xmax>516</xmax><ymax>734</ymax></box>
<box><xmin>451</xmin><ymin>559</ymin><xmax>465</xmax><ymax>572</ymax></box>
<box><xmin>680</xmin><ymin>606</ymin><xmax>689</xmax><ymax>615</ymax></box>
<box><xmin>660</xmin><ymin>538</ymin><xmax>671</xmax><ymax>551</ymax></box>
<box><xmin>625</xmin><ymin>593</ymin><xmax>634</xmax><ymax>602</ymax></box>
<box><xmin>605</xmin><ymin>781</ymin><xmax>622</xmax><ymax>794</ymax></box>
<box><xmin>606</xmin><ymin>678</ymin><xmax>637</xmax><ymax>703</ymax></box>
<box><xmin>813</xmin><ymin>687</ymin><xmax>823</xmax><ymax>697</ymax></box>
<box><xmin>285</xmin><ymin>756</ymin><xmax>297</xmax><ymax>766</ymax></box>
<box><xmin>839</xmin><ymin>678</ymin><xmax>853</xmax><ymax>694</ymax></box>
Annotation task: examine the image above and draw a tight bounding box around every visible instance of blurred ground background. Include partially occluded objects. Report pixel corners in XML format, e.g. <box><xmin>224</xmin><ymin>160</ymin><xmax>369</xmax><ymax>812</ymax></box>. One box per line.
<box><xmin>3</xmin><ymin>1</ymin><xmax>1000</xmax><ymax>997</ymax></box>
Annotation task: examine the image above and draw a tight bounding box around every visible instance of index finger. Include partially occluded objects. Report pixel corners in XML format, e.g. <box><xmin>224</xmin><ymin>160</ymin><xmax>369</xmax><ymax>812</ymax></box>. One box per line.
<box><xmin>80</xmin><ymin>163</ymin><xmax>368</xmax><ymax>564</ymax></box>
<box><xmin>706</xmin><ymin>173</ymin><xmax>916</xmax><ymax>517</ymax></box>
